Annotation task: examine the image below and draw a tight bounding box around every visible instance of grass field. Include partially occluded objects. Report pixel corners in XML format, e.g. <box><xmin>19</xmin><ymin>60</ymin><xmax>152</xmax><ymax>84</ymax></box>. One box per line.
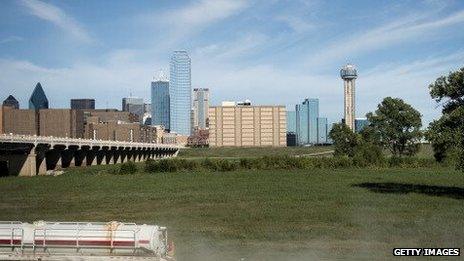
<box><xmin>0</xmin><ymin>165</ymin><xmax>462</xmax><ymax>260</ymax></box>
<box><xmin>178</xmin><ymin>146</ymin><xmax>334</xmax><ymax>158</ymax></box>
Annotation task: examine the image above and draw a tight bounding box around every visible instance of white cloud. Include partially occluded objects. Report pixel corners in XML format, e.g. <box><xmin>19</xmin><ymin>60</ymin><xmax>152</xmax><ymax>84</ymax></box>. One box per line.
<box><xmin>172</xmin><ymin>0</ymin><xmax>247</xmax><ymax>28</ymax></box>
<box><xmin>193</xmin><ymin>33</ymin><xmax>268</xmax><ymax>61</ymax></box>
<box><xmin>0</xmin><ymin>36</ymin><xmax>24</xmax><ymax>44</ymax></box>
<box><xmin>20</xmin><ymin>0</ymin><xmax>92</xmax><ymax>43</ymax></box>
<box><xmin>276</xmin><ymin>15</ymin><xmax>315</xmax><ymax>33</ymax></box>
<box><xmin>139</xmin><ymin>0</ymin><xmax>248</xmax><ymax>47</ymax></box>
<box><xmin>305</xmin><ymin>10</ymin><xmax>464</xmax><ymax>67</ymax></box>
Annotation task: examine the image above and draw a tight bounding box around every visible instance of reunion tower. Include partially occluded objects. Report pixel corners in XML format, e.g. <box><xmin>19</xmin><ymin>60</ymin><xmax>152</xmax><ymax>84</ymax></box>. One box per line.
<box><xmin>340</xmin><ymin>64</ymin><xmax>357</xmax><ymax>131</ymax></box>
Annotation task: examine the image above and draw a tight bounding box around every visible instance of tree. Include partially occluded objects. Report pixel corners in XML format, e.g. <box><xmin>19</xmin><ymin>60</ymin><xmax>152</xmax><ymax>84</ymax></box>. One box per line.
<box><xmin>427</xmin><ymin>67</ymin><xmax>464</xmax><ymax>170</ymax></box>
<box><xmin>329</xmin><ymin>123</ymin><xmax>358</xmax><ymax>157</ymax></box>
<box><xmin>366</xmin><ymin>97</ymin><xmax>422</xmax><ymax>157</ymax></box>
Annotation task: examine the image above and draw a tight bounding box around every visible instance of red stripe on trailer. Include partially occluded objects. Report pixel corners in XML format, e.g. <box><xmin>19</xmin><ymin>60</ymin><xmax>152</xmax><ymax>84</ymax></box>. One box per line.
<box><xmin>0</xmin><ymin>239</ymin><xmax>22</xmax><ymax>244</ymax></box>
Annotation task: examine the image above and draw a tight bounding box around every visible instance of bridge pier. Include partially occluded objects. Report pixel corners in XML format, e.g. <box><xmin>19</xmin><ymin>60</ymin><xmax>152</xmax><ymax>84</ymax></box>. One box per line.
<box><xmin>61</xmin><ymin>146</ymin><xmax>77</xmax><ymax>168</ymax></box>
<box><xmin>45</xmin><ymin>146</ymin><xmax>65</xmax><ymax>171</ymax></box>
<box><xmin>74</xmin><ymin>147</ymin><xmax>88</xmax><ymax>167</ymax></box>
<box><xmin>96</xmin><ymin>147</ymin><xmax>109</xmax><ymax>165</ymax></box>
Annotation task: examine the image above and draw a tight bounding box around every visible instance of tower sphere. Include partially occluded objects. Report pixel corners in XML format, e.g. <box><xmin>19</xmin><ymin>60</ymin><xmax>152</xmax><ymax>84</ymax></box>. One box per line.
<box><xmin>340</xmin><ymin>64</ymin><xmax>357</xmax><ymax>80</ymax></box>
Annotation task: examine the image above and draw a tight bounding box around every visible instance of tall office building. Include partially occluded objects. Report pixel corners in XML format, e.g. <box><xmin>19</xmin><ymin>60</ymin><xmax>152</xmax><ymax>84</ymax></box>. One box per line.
<box><xmin>286</xmin><ymin>111</ymin><xmax>296</xmax><ymax>133</ymax></box>
<box><xmin>29</xmin><ymin>82</ymin><xmax>49</xmax><ymax>110</ymax></box>
<box><xmin>327</xmin><ymin>123</ymin><xmax>334</xmax><ymax>144</ymax></box>
<box><xmin>71</xmin><ymin>99</ymin><xmax>95</xmax><ymax>110</ymax></box>
<box><xmin>122</xmin><ymin>97</ymin><xmax>144</xmax><ymax>123</ymax></box>
<box><xmin>295</xmin><ymin>98</ymin><xmax>319</xmax><ymax>145</ymax></box>
<box><xmin>3</xmin><ymin>95</ymin><xmax>19</xmax><ymax>109</ymax></box>
<box><xmin>192</xmin><ymin>88</ymin><xmax>209</xmax><ymax>130</ymax></box>
<box><xmin>151</xmin><ymin>76</ymin><xmax>170</xmax><ymax>130</ymax></box>
<box><xmin>317</xmin><ymin>117</ymin><xmax>328</xmax><ymax>144</ymax></box>
<box><xmin>340</xmin><ymin>64</ymin><xmax>357</xmax><ymax>131</ymax></box>
<box><xmin>169</xmin><ymin>51</ymin><xmax>191</xmax><ymax>135</ymax></box>
<box><xmin>355</xmin><ymin>118</ymin><xmax>369</xmax><ymax>133</ymax></box>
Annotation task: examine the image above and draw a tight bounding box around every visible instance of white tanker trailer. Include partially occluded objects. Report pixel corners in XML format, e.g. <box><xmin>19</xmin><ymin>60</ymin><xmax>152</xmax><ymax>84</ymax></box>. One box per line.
<box><xmin>0</xmin><ymin>220</ymin><xmax>174</xmax><ymax>260</ymax></box>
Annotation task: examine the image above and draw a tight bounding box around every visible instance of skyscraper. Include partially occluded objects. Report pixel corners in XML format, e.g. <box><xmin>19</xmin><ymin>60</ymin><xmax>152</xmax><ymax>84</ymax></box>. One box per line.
<box><xmin>355</xmin><ymin>118</ymin><xmax>369</xmax><ymax>133</ymax></box>
<box><xmin>169</xmin><ymin>51</ymin><xmax>191</xmax><ymax>135</ymax></box>
<box><xmin>3</xmin><ymin>95</ymin><xmax>19</xmax><ymax>109</ymax></box>
<box><xmin>340</xmin><ymin>64</ymin><xmax>357</xmax><ymax>131</ymax></box>
<box><xmin>151</xmin><ymin>77</ymin><xmax>170</xmax><ymax>130</ymax></box>
<box><xmin>317</xmin><ymin>117</ymin><xmax>328</xmax><ymax>144</ymax></box>
<box><xmin>71</xmin><ymin>99</ymin><xmax>95</xmax><ymax>110</ymax></box>
<box><xmin>29</xmin><ymin>82</ymin><xmax>49</xmax><ymax>110</ymax></box>
<box><xmin>192</xmin><ymin>88</ymin><xmax>209</xmax><ymax>130</ymax></box>
<box><xmin>122</xmin><ymin>97</ymin><xmax>144</xmax><ymax>123</ymax></box>
<box><xmin>286</xmin><ymin>111</ymin><xmax>296</xmax><ymax>133</ymax></box>
<box><xmin>295</xmin><ymin>98</ymin><xmax>319</xmax><ymax>145</ymax></box>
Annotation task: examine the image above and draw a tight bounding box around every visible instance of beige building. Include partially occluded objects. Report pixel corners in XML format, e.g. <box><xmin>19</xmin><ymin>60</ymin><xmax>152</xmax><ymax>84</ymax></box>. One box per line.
<box><xmin>1</xmin><ymin>106</ymin><xmax>170</xmax><ymax>144</ymax></box>
<box><xmin>39</xmin><ymin>109</ymin><xmax>84</xmax><ymax>138</ymax></box>
<box><xmin>82</xmin><ymin>109</ymin><xmax>139</xmax><ymax>123</ymax></box>
<box><xmin>2</xmin><ymin>108</ymin><xmax>38</xmax><ymax>135</ymax></box>
<box><xmin>209</xmin><ymin>104</ymin><xmax>286</xmax><ymax>147</ymax></box>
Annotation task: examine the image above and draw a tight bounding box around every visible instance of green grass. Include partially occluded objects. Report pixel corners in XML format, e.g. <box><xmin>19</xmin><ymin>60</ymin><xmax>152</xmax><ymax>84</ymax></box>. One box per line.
<box><xmin>178</xmin><ymin>145</ymin><xmax>334</xmax><ymax>158</ymax></box>
<box><xmin>0</xmin><ymin>165</ymin><xmax>462</xmax><ymax>260</ymax></box>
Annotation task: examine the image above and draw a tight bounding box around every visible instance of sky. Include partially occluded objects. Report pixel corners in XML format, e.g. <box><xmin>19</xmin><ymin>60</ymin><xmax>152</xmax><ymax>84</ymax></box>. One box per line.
<box><xmin>0</xmin><ymin>0</ymin><xmax>463</xmax><ymax>126</ymax></box>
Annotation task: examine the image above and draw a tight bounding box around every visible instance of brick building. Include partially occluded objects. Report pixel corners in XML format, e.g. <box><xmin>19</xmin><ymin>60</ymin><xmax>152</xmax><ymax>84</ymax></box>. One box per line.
<box><xmin>39</xmin><ymin>109</ymin><xmax>84</xmax><ymax>138</ymax></box>
<box><xmin>2</xmin><ymin>107</ymin><xmax>38</xmax><ymax>135</ymax></box>
<box><xmin>1</xmin><ymin>107</ymin><xmax>167</xmax><ymax>144</ymax></box>
<box><xmin>83</xmin><ymin>109</ymin><xmax>138</xmax><ymax>123</ymax></box>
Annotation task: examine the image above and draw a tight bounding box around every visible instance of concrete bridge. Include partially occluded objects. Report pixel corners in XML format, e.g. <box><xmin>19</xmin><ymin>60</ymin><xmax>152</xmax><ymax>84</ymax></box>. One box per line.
<box><xmin>0</xmin><ymin>134</ymin><xmax>180</xmax><ymax>176</ymax></box>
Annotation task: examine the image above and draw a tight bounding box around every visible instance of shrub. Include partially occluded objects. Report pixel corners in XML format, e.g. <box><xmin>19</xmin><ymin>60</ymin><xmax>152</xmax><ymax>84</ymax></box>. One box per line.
<box><xmin>200</xmin><ymin>158</ymin><xmax>238</xmax><ymax>172</ymax></box>
<box><xmin>144</xmin><ymin>153</ymin><xmax>443</xmax><ymax>174</ymax></box>
<box><xmin>353</xmin><ymin>143</ymin><xmax>385</xmax><ymax>167</ymax></box>
<box><xmin>239</xmin><ymin>158</ymin><xmax>254</xmax><ymax>169</ymax></box>
<box><xmin>119</xmin><ymin>161</ymin><xmax>138</xmax><ymax>174</ymax></box>
<box><xmin>144</xmin><ymin>159</ymin><xmax>180</xmax><ymax>173</ymax></box>
<box><xmin>201</xmin><ymin>158</ymin><xmax>219</xmax><ymax>171</ymax></box>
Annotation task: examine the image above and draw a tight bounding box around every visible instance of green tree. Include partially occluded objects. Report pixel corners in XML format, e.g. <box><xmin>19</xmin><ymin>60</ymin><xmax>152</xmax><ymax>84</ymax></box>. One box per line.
<box><xmin>427</xmin><ymin>67</ymin><xmax>464</xmax><ymax>170</ymax></box>
<box><xmin>366</xmin><ymin>97</ymin><xmax>422</xmax><ymax>157</ymax></box>
<box><xmin>328</xmin><ymin>123</ymin><xmax>358</xmax><ymax>157</ymax></box>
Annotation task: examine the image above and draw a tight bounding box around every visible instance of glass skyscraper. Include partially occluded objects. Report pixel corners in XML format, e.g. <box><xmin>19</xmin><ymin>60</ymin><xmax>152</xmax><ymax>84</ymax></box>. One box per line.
<box><xmin>151</xmin><ymin>80</ymin><xmax>170</xmax><ymax>130</ymax></box>
<box><xmin>3</xmin><ymin>95</ymin><xmax>19</xmax><ymax>109</ymax></box>
<box><xmin>169</xmin><ymin>51</ymin><xmax>191</xmax><ymax>135</ymax></box>
<box><xmin>122</xmin><ymin>97</ymin><xmax>144</xmax><ymax>123</ymax></box>
<box><xmin>192</xmin><ymin>88</ymin><xmax>209</xmax><ymax>130</ymax></box>
<box><xmin>317</xmin><ymin>117</ymin><xmax>328</xmax><ymax>144</ymax></box>
<box><xmin>355</xmin><ymin>118</ymin><xmax>369</xmax><ymax>133</ymax></box>
<box><xmin>29</xmin><ymin>82</ymin><xmax>49</xmax><ymax>110</ymax></box>
<box><xmin>295</xmin><ymin>98</ymin><xmax>319</xmax><ymax>145</ymax></box>
<box><xmin>286</xmin><ymin>111</ymin><xmax>296</xmax><ymax>133</ymax></box>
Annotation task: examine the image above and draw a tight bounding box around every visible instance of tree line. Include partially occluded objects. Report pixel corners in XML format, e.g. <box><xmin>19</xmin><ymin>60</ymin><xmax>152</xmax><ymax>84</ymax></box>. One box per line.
<box><xmin>329</xmin><ymin>67</ymin><xmax>464</xmax><ymax>171</ymax></box>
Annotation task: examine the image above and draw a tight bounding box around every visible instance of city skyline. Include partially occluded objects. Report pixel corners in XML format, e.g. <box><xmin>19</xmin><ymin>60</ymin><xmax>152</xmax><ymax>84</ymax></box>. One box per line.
<box><xmin>1</xmin><ymin>0</ymin><xmax>464</xmax><ymax>125</ymax></box>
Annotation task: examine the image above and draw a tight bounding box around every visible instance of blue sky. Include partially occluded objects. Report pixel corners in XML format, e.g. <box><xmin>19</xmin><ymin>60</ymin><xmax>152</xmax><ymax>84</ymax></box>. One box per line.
<box><xmin>1</xmin><ymin>0</ymin><xmax>464</xmax><ymax>125</ymax></box>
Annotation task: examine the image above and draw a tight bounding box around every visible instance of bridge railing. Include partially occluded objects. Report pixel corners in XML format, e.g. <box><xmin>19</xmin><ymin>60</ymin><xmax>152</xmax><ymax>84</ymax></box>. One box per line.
<box><xmin>0</xmin><ymin>134</ymin><xmax>180</xmax><ymax>149</ymax></box>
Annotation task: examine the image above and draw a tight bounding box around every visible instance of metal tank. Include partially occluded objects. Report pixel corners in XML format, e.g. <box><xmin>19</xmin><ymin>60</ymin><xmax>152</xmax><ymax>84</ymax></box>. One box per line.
<box><xmin>0</xmin><ymin>220</ymin><xmax>174</xmax><ymax>260</ymax></box>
